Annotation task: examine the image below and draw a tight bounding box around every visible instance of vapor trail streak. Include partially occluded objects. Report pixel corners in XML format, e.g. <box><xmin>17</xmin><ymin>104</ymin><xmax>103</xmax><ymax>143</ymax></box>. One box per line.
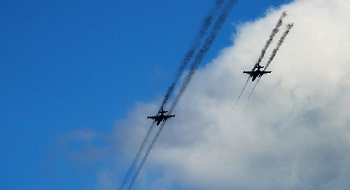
<box><xmin>127</xmin><ymin>1</ymin><xmax>237</xmax><ymax>189</ymax></box>
<box><xmin>247</xmin><ymin>77</ymin><xmax>260</xmax><ymax>99</ymax></box>
<box><xmin>248</xmin><ymin>23</ymin><xmax>294</xmax><ymax>99</ymax></box>
<box><xmin>127</xmin><ymin>121</ymin><xmax>167</xmax><ymax>190</ymax></box>
<box><xmin>253</xmin><ymin>11</ymin><xmax>287</xmax><ymax>69</ymax></box>
<box><xmin>233</xmin><ymin>76</ymin><xmax>250</xmax><ymax>109</ymax></box>
<box><xmin>159</xmin><ymin>0</ymin><xmax>225</xmax><ymax>110</ymax></box>
<box><xmin>118</xmin><ymin>123</ymin><xmax>156</xmax><ymax>190</ymax></box>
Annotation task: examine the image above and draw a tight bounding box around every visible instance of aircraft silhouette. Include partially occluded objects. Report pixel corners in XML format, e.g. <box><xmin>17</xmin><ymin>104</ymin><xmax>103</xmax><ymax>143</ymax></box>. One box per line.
<box><xmin>243</xmin><ymin>64</ymin><xmax>271</xmax><ymax>81</ymax></box>
<box><xmin>147</xmin><ymin>108</ymin><xmax>175</xmax><ymax>126</ymax></box>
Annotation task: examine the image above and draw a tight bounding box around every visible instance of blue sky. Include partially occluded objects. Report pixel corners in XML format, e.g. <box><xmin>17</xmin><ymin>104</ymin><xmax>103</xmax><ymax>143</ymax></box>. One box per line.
<box><xmin>0</xmin><ymin>0</ymin><xmax>294</xmax><ymax>189</ymax></box>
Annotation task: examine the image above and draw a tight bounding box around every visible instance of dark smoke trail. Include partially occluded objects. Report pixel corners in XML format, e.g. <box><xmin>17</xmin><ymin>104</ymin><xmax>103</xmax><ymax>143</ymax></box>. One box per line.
<box><xmin>118</xmin><ymin>123</ymin><xmax>156</xmax><ymax>190</ymax></box>
<box><xmin>248</xmin><ymin>23</ymin><xmax>294</xmax><ymax>99</ymax></box>
<box><xmin>233</xmin><ymin>76</ymin><xmax>250</xmax><ymax>110</ymax></box>
<box><xmin>120</xmin><ymin>3</ymin><xmax>226</xmax><ymax>188</ymax></box>
<box><xmin>170</xmin><ymin>0</ymin><xmax>237</xmax><ymax>113</ymax></box>
<box><xmin>232</xmin><ymin>12</ymin><xmax>288</xmax><ymax>109</ymax></box>
<box><xmin>253</xmin><ymin>11</ymin><xmax>287</xmax><ymax>69</ymax></box>
<box><xmin>127</xmin><ymin>1</ymin><xmax>237</xmax><ymax>189</ymax></box>
<box><xmin>263</xmin><ymin>23</ymin><xmax>294</xmax><ymax>71</ymax></box>
<box><xmin>159</xmin><ymin>0</ymin><xmax>225</xmax><ymax>111</ymax></box>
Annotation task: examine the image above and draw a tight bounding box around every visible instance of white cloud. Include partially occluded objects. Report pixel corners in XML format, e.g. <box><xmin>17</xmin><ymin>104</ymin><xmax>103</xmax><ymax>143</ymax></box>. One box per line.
<box><xmin>66</xmin><ymin>0</ymin><xmax>350</xmax><ymax>189</ymax></box>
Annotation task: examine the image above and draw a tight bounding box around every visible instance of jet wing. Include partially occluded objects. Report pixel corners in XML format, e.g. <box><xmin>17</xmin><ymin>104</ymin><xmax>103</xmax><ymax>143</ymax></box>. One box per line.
<box><xmin>147</xmin><ymin>116</ymin><xmax>159</xmax><ymax>121</ymax></box>
<box><xmin>243</xmin><ymin>71</ymin><xmax>253</xmax><ymax>74</ymax></box>
<box><xmin>163</xmin><ymin>115</ymin><xmax>175</xmax><ymax>121</ymax></box>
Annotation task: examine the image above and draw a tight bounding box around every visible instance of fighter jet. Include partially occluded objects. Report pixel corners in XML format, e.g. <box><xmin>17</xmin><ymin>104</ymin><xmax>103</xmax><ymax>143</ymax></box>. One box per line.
<box><xmin>243</xmin><ymin>64</ymin><xmax>271</xmax><ymax>81</ymax></box>
<box><xmin>147</xmin><ymin>108</ymin><xmax>175</xmax><ymax>126</ymax></box>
